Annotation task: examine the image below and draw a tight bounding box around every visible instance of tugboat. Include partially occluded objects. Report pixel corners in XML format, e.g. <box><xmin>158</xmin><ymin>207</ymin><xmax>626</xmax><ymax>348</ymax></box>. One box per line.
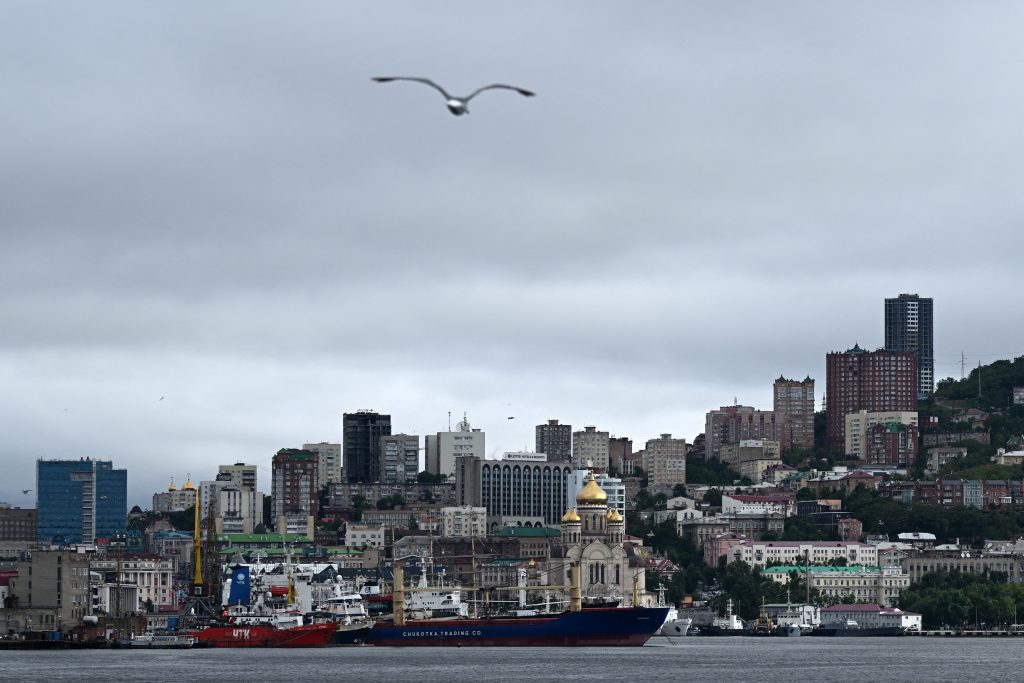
<box><xmin>771</xmin><ymin>591</ymin><xmax>809</xmax><ymax>637</ymax></box>
<box><xmin>699</xmin><ymin>598</ymin><xmax>745</xmax><ymax>636</ymax></box>
<box><xmin>750</xmin><ymin>597</ymin><xmax>774</xmax><ymax>636</ymax></box>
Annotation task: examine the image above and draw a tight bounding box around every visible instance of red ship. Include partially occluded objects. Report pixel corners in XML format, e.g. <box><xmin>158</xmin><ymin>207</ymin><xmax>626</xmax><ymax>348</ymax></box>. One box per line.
<box><xmin>187</xmin><ymin>622</ymin><xmax>335</xmax><ymax>648</ymax></box>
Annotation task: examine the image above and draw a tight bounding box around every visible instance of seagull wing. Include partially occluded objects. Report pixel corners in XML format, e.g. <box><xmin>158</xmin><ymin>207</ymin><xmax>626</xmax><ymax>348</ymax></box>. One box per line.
<box><xmin>372</xmin><ymin>77</ymin><xmax>453</xmax><ymax>100</ymax></box>
<box><xmin>465</xmin><ymin>84</ymin><xmax>536</xmax><ymax>102</ymax></box>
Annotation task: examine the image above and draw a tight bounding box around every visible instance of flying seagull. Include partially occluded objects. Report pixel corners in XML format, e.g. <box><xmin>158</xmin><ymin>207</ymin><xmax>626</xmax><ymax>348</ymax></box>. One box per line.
<box><xmin>371</xmin><ymin>77</ymin><xmax>535</xmax><ymax>116</ymax></box>
<box><xmin>22</xmin><ymin>489</ymin><xmax>31</xmax><ymax>495</ymax></box>
<box><xmin>159</xmin><ymin>395</ymin><xmax>166</xmax><ymax>401</ymax></box>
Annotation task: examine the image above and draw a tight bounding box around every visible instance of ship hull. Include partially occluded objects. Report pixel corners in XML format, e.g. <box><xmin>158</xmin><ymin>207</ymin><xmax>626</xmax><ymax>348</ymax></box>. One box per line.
<box><xmin>365</xmin><ymin>607</ymin><xmax>669</xmax><ymax>647</ymax></box>
<box><xmin>187</xmin><ymin>622</ymin><xmax>335</xmax><ymax>648</ymax></box>
<box><xmin>806</xmin><ymin>626</ymin><xmax>905</xmax><ymax>637</ymax></box>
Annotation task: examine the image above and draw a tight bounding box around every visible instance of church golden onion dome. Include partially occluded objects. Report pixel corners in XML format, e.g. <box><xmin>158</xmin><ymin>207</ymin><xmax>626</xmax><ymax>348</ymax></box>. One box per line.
<box><xmin>607</xmin><ymin>509</ymin><xmax>624</xmax><ymax>523</ymax></box>
<box><xmin>168</xmin><ymin>478</ymin><xmax>177</xmax><ymax>492</ymax></box>
<box><xmin>561</xmin><ymin>508</ymin><xmax>581</xmax><ymax>523</ymax></box>
<box><xmin>182</xmin><ymin>478</ymin><xmax>197</xmax><ymax>491</ymax></box>
<box><xmin>576</xmin><ymin>472</ymin><xmax>607</xmax><ymax>505</ymax></box>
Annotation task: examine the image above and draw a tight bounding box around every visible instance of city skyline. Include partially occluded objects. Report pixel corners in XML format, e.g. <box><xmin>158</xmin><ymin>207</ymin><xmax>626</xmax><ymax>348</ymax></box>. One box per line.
<box><xmin>3</xmin><ymin>3</ymin><xmax>1023</xmax><ymax>505</ymax></box>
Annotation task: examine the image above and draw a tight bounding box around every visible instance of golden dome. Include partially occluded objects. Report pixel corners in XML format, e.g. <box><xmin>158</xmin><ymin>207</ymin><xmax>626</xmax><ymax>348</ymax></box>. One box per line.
<box><xmin>607</xmin><ymin>509</ymin><xmax>624</xmax><ymax>523</ymax></box>
<box><xmin>182</xmin><ymin>478</ymin><xmax>197</xmax><ymax>491</ymax></box>
<box><xmin>561</xmin><ymin>508</ymin><xmax>581</xmax><ymax>523</ymax></box>
<box><xmin>576</xmin><ymin>472</ymin><xmax>607</xmax><ymax>505</ymax></box>
<box><xmin>168</xmin><ymin>479</ymin><xmax>177</xmax><ymax>492</ymax></box>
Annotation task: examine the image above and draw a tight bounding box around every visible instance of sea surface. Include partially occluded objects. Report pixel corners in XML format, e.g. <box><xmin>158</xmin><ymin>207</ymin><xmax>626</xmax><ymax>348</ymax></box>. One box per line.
<box><xmin>3</xmin><ymin>637</ymin><xmax>1022</xmax><ymax>682</ymax></box>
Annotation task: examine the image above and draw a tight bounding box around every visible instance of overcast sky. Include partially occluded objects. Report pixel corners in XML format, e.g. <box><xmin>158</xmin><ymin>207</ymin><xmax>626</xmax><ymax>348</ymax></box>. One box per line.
<box><xmin>2</xmin><ymin>2</ymin><xmax>1022</xmax><ymax>507</ymax></box>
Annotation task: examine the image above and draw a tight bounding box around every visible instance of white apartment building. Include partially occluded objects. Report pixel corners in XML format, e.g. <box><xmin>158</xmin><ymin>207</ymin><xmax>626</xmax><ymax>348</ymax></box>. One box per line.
<box><xmin>645</xmin><ymin>434</ymin><xmax>687</xmax><ymax>488</ymax></box>
<box><xmin>217</xmin><ymin>486</ymin><xmax>265</xmax><ymax>534</ymax></box>
<box><xmin>90</xmin><ymin>555</ymin><xmax>177</xmax><ymax>612</ymax></box>
<box><xmin>303</xmin><ymin>443</ymin><xmax>343</xmax><ymax>487</ymax></box>
<box><xmin>344</xmin><ymin>523</ymin><xmax>385</xmax><ymax>549</ymax></box>
<box><xmin>440</xmin><ymin>506</ymin><xmax>487</xmax><ymax>538</ymax></box>
<box><xmin>572</xmin><ymin>426</ymin><xmax>610</xmax><ymax>470</ymax></box>
<box><xmin>845</xmin><ymin>411</ymin><xmax>918</xmax><ymax>460</ymax></box>
<box><xmin>217</xmin><ymin>463</ymin><xmax>258</xmax><ymax>491</ymax></box>
<box><xmin>151</xmin><ymin>483</ymin><xmax>196</xmax><ymax>514</ymax></box>
<box><xmin>728</xmin><ymin>540</ymin><xmax>878</xmax><ymax>569</ymax></box>
<box><xmin>426</xmin><ymin>417</ymin><xmax>485</xmax><ymax>479</ymax></box>
<box><xmin>380</xmin><ymin>434</ymin><xmax>420</xmax><ymax>484</ymax></box>
<box><xmin>763</xmin><ymin>564</ymin><xmax>910</xmax><ymax>607</ymax></box>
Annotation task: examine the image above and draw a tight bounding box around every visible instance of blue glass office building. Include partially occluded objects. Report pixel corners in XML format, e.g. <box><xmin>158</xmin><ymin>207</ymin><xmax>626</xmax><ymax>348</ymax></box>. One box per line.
<box><xmin>36</xmin><ymin>458</ymin><xmax>127</xmax><ymax>543</ymax></box>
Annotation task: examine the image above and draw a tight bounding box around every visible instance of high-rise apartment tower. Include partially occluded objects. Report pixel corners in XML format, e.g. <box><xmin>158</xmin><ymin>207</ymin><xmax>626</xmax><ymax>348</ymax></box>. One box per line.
<box><xmin>885</xmin><ymin>293</ymin><xmax>934</xmax><ymax>397</ymax></box>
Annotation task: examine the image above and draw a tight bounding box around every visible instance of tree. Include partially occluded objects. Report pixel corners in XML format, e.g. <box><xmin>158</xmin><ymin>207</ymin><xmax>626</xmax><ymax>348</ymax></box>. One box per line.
<box><xmin>703</xmin><ymin>488</ymin><xmax>723</xmax><ymax>508</ymax></box>
<box><xmin>416</xmin><ymin>471</ymin><xmax>446</xmax><ymax>484</ymax></box>
<box><xmin>795</xmin><ymin>487</ymin><xmax>816</xmax><ymax>501</ymax></box>
<box><xmin>352</xmin><ymin>495</ymin><xmax>368</xmax><ymax>522</ymax></box>
<box><xmin>317</xmin><ymin>485</ymin><xmax>331</xmax><ymax>519</ymax></box>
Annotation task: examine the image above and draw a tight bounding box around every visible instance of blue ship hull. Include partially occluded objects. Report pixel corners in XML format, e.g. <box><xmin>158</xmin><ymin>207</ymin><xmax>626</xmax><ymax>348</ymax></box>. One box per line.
<box><xmin>365</xmin><ymin>607</ymin><xmax>670</xmax><ymax>647</ymax></box>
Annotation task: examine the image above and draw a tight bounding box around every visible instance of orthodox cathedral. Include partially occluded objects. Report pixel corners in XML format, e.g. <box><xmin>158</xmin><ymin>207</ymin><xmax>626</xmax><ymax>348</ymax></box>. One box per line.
<box><xmin>553</xmin><ymin>472</ymin><xmax>648</xmax><ymax>604</ymax></box>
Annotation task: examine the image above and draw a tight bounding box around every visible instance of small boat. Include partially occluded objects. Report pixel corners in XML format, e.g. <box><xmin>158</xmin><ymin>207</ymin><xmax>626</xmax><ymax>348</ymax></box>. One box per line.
<box><xmin>771</xmin><ymin>593</ymin><xmax>810</xmax><ymax>637</ymax></box>
<box><xmin>749</xmin><ymin>599</ymin><xmax>774</xmax><ymax>636</ymax></box>
<box><xmin>653</xmin><ymin>587</ymin><xmax>691</xmax><ymax>638</ymax></box>
<box><xmin>125</xmin><ymin>633</ymin><xmax>197</xmax><ymax>648</ymax></box>
<box><xmin>699</xmin><ymin>598</ymin><xmax>745</xmax><ymax>636</ymax></box>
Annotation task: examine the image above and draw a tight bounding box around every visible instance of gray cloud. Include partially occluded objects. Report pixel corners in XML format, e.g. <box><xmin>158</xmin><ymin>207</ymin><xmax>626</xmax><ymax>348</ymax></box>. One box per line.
<box><xmin>2</xmin><ymin>2</ymin><xmax>1023</xmax><ymax>505</ymax></box>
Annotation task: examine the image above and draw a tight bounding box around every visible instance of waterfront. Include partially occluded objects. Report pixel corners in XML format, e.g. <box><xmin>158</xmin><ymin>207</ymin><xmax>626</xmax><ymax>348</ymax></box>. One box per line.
<box><xmin>3</xmin><ymin>638</ymin><xmax>1024</xmax><ymax>683</ymax></box>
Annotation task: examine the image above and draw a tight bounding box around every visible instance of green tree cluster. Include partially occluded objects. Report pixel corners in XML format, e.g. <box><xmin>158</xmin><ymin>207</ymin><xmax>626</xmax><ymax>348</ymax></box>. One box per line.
<box><xmin>685</xmin><ymin>456</ymin><xmax>747</xmax><ymax>486</ymax></box>
<box><xmin>899</xmin><ymin>570</ymin><xmax>1024</xmax><ymax>629</ymax></box>
<box><xmin>846</xmin><ymin>488</ymin><xmax>1024</xmax><ymax>544</ymax></box>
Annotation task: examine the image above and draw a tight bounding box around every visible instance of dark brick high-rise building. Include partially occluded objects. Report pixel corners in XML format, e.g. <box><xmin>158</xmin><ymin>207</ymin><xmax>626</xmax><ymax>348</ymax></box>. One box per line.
<box><xmin>825</xmin><ymin>345</ymin><xmax>917</xmax><ymax>450</ymax></box>
<box><xmin>343</xmin><ymin>410</ymin><xmax>392</xmax><ymax>483</ymax></box>
<box><xmin>774</xmin><ymin>376</ymin><xmax>816</xmax><ymax>452</ymax></box>
<box><xmin>271</xmin><ymin>448</ymin><xmax>319</xmax><ymax>534</ymax></box>
<box><xmin>535</xmin><ymin>419</ymin><xmax>572</xmax><ymax>462</ymax></box>
<box><xmin>885</xmin><ymin>293</ymin><xmax>934</xmax><ymax>397</ymax></box>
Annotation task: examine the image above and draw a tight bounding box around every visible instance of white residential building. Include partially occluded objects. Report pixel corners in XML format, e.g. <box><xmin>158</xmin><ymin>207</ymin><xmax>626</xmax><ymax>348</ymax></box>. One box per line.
<box><xmin>426</xmin><ymin>416</ymin><xmax>485</xmax><ymax>479</ymax></box>
<box><xmin>303</xmin><ymin>443</ymin><xmax>343</xmax><ymax>487</ymax></box>
<box><xmin>572</xmin><ymin>426</ymin><xmax>610</xmax><ymax>470</ymax></box>
<box><xmin>440</xmin><ymin>506</ymin><xmax>487</xmax><ymax>538</ymax></box>
<box><xmin>90</xmin><ymin>555</ymin><xmax>177</xmax><ymax>612</ymax></box>
<box><xmin>380</xmin><ymin>434</ymin><xmax>420</xmax><ymax>484</ymax></box>
<box><xmin>727</xmin><ymin>540</ymin><xmax>878</xmax><ymax>569</ymax></box>
<box><xmin>763</xmin><ymin>564</ymin><xmax>910</xmax><ymax>607</ymax></box>
<box><xmin>845</xmin><ymin>410</ymin><xmax>918</xmax><ymax>460</ymax></box>
<box><xmin>345</xmin><ymin>523</ymin><xmax>385</xmax><ymax>549</ymax></box>
<box><xmin>645</xmin><ymin>434</ymin><xmax>687</xmax><ymax>488</ymax></box>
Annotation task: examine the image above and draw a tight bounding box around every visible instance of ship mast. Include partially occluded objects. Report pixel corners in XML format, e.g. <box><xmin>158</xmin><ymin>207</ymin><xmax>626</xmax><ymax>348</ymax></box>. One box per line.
<box><xmin>192</xmin><ymin>484</ymin><xmax>203</xmax><ymax>595</ymax></box>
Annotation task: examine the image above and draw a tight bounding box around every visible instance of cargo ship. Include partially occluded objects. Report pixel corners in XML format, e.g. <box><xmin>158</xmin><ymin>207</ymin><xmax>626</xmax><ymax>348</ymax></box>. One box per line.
<box><xmin>364</xmin><ymin>606</ymin><xmax>668</xmax><ymax>646</ymax></box>
<box><xmin>360</xmin><ymin>563</ymin><xmax>668</xmax><ymax>647</ymax></box>
<box><xmin>186</xmin><ymin>622</ymin><xmax>336</xmax><ymax>648</ymax></box>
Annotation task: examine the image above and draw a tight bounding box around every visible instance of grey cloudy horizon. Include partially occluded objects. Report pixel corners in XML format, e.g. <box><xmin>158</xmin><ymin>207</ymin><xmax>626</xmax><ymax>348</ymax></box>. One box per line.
<box><xmin>2</xmin><ymin>2</ymin><xmax>1023</xmax><ymax>507</ymax></box>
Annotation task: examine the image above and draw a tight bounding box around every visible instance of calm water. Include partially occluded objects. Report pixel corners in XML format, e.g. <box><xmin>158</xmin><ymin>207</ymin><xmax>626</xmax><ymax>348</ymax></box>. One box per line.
<box><xmin>3</xmin><ymin>638</ymin><xmax>1023</xmax><ymax>682</ymax></box>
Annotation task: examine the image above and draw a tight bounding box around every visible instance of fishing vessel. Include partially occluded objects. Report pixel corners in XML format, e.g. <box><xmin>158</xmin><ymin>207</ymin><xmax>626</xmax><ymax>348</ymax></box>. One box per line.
<box><xmin>361</xmin><ymin>564</ymin><xmax>668</xmax><ymax>647</ymax></box>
